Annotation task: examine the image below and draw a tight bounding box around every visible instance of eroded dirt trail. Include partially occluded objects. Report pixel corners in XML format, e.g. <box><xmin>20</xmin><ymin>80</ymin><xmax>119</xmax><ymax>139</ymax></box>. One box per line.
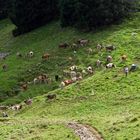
<box><xmin>68</xmin><ymin>122</ymin><xmax>104</xmax><ymax>140</ymax></box>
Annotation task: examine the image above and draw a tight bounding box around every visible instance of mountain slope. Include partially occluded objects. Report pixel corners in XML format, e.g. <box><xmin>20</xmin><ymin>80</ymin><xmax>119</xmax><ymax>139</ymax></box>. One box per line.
<box><xmin>0</xmin><ymin>13</ymin><xmax>140</xmax><ymax>140</ymax></box>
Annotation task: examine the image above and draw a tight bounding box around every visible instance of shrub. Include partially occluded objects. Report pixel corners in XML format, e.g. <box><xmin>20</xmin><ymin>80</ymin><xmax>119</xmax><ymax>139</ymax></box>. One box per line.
<box><xmin>9</xmin><ymin>0</ymin><xmax>59</xmax><ymax>36</ymax></box>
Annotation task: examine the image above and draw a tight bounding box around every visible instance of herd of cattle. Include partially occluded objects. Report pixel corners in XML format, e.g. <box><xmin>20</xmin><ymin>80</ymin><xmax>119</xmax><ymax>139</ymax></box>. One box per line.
<box><xmin>0</xmin><ymin>94</ymin><xmax>57</xmax><ymax>117</ymax></box>
<box><xmin>0</xmin><ymin>38</ymin><xmax>138</xmax><ymax>117</ymax></box>
<box><xmin>0</xmin><ymin>98</ymin><xmax>32</xmax><ymax>117</ymax></box>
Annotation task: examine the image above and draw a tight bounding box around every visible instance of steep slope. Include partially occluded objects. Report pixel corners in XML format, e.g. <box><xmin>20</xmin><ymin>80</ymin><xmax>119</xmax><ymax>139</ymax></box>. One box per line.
<box><xmin>1</xmin><ymin>68</ymin><xmax>140</xmax><ymax>139</ymax></box>
<box><xmin>0</xmin><ymin>13</ymin><xmax>140</xmax><ymax>105</ymax></box>
<box><xmin>0</xmin><ymin>13</ymin><xmax>140</xmax><ymax>139</ymax></box>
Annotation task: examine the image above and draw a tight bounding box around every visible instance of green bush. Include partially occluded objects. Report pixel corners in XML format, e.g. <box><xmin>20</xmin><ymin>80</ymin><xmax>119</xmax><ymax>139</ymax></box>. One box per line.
<box><xmin>9</xmin><ymin>0</ymin><xmax>59</xmax><ymax>36</ymax></box>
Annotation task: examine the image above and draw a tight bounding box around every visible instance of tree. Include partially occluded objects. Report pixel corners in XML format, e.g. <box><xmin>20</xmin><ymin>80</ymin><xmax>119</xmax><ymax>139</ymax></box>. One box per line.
<box><xmin>9</xmin><ymin>0</ymin><xmax>59</xmax><ymax>36</ymax></box>
<box><xmin>60</xmin><ymin>0</ymin><xmax>135</xmax><ymax>30</ymax></box>
<box><xmin>60</xmin><ymin>0</ymin><xmax>78</xmax><ymax>27</ymax></box>
<box><xmin>0</xmin><ymin>0</ymin><xmax>10</xmax><ymax>19</ymax></box>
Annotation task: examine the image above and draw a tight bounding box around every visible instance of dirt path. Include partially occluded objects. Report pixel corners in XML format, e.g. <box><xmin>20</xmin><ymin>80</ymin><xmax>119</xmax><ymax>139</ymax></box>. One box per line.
<box><xmin>68</xmin><ymin>122</ymin><xmax>104</xmax><ymax>140</ymax></box>
<box><xmin>0</xmin><ymin>118</ymin><xmax>104</xmax><ymax>140</ymax></box>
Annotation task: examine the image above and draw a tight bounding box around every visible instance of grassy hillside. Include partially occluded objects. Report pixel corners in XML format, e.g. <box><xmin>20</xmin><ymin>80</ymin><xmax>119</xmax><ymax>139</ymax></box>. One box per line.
<box><xmin>0</xmin><ymin>13</ymin><xmax>140</xmax><ymax>105</ymax></box>
<box><xmin>0</xmin><ymin>13</ymin><xmax>140</xmax><ymax>140</ymax></box>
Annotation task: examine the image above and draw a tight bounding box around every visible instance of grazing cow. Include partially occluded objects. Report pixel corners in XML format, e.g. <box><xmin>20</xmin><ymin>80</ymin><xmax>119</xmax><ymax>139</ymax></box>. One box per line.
<box><xmin>70</xmin><ymin>71</ymin><xmax>77</xmax><ymax>78</ymax></box>
<box><xmin>106</xmin><ymin>45</ymin><xmax>116</xmax><ymax>51</ymax></box>
<box><xmin>42</xmin><ymin>74</ymin><xmax>49</xmax><ymax>83</ymax></box>
<box><xmin>106</xmin><ymin>63</ymin><xmax>116</xmax><ymax>69</ymax></box>
<box><xmin>33</xmin><ymin>78</ymin><xmax>39</xmax><ymax>85</ymax></box>
<box><xmin>59</xmin><ymin>43</ymin><xmax>69</xmax><ymax>48</ymax></box>
<box><xmin>28</xmin><ymin>51</ymin><xmax>34</xmax><ymax>58</ymax></box>
<box><xmin>124</xmin><ymin>67</ymin><xmax>129</xmax><ymax>77</ymax></box>
<box><xmin>72</xmin><ymin>77</ymin><xmax>77</xmax><ymax>82</ymax></box>
<box><xmin>21</xmin><ymin>84</ymin><xmax>28</xmax><ymax>91</ymax></box>
<box><xmin>60</xmin><ymin>81</ymin><xmax>66</xmax><ymax>89</ymax></box>
<box><xmin>24</xmin><ymin>99</ymin><xmax>32</xmax><ymax>105</ymax></box>
<box><xmin>2</xmin><ymin>112</ymin><xmax>8</xmax><ymax>117</ymax></box>
<box><xmin>96</xmin><ymin>60</ymin><xmax>102</xmax><ymax>67</ymax></box>
<box><xmin>38</xmin><ymin>75</ymin><xmax>44</xmax><ymax>84</ymax></box>
<box><xmin>27</xmin><ymin>81</ymin><xmax>32</xmax><ymax>85</ymax></box>
<box><xmin>70</xmin><ymin>65</ymin><xmax>78</xmax><ymax>71</ymax></box>
<box><xmin>60</xmin><ymin>80</ymin><xmax>73</xmax><ymax>88</ymax></box>
<box><xmin>64</xmin><ymin>79</ymin><xmax>73</xmax><ymax>85</ymax></box>
<box><xmin>82</xmin><ymin>69</ymin><xmax>87</xmax><ymax>76</ymax></box>
<box><xmin>107</xmin><ymin>56</ymin><xmax>113</xmax><ymax>63</ymax></box>
<box><xmin>55</xmin><ymin>75</ymin><xmax>62</xmax><ymax>82</ymax></box>
<box><xmin>2</xmin><ymin>64</ymin><xmax>8</xmax><ymax>71</ymax></box>
<box><xmin>87</xmin><ymin>66</ymin><xmax>93</xmax><ymax>74</ymax></box>
<box><xmin>76</xmin><ymin>72</ymin><xmax>82</xmax><ymax>77</ymax></box>
<box><xmin>11</xmin><ymin>104</ymin><xmax>22</xmax><ymax>111</ymax></box>
<box><xmin>76</xmin><ymin>72</ymin><xmax>83</xmax><ymax>81</ymax></box>
<box><xmin>77</xmin><ymin>76</ymin><xmax>83</xmax><ymax>81</ymax></box>
<box><xmin>130</xmin><ymin>64</ymin><xmax>137</xmax><ymax>72</ymax></box>
<box><xmin>42</xmin><ymin>53</ymin><xmax>50</xmax><ymax>60</ymax></box>
<box><xmin>78</xmin><ymin>39</ymin><xmax>89</xmax><ymax>47</ymax></box>
<box><xmin>96</xmin><ymin>44</ymin><xmax>104</xmax><ymax>51</ymax></box>
<box><xmin>121</xmin><ymin>55</ymin><xmax>127</xmax><ymax>62</ymax></box>
<box><xmin>63</xmin><ymin>70</ymin><xmax>71</xmax><ymax>77</ymax></box>
<box><xmin>72</xmin><ymin>43</ymin><xmax>78</xmax><ymax>49</ymax></box>
<box><xmin>87</xmin><ymin>48</ymin><xmax>93</xmax><ymax>54</ymax></box>
<box><xmin>16</xmin><ymin>52</ymin><xmax>22</xmax><ymax>58</ymax></box>
<box><xmin>46</xmin><ymin>94</ymin><xmax>56</xmax><ymax>100</ymax></box>
<box><xmin>37</xmin><ymin>74</ymin><xmax>49</xmax><ymax>84</ymax></box>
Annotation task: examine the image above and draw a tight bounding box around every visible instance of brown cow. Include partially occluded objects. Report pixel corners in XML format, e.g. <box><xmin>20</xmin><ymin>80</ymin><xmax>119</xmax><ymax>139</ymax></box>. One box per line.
<box><xmin>78</xmin><ymin>39</ymin><xmax>89</xmax><ymax>47</ymax></box>
<box><xmin>42</xmin><ymin>53</ymin><xmax>50</xmax><ymax>60</ymax></box>
<box><xmin>59</xmin><ymin>43</ymin><xmax>69</xmax><ymax>48</ymax></box>
<box><xmin>24</xmin><ymin>99</ymin><xmax>32</xmax><ymax>105</ymax></box>
<box><xmin>107</xmin><ymin>56</ymin><xmax>113</xmax><ymax>63</ymax></box>
<box><xmin>46</xmin><ymin>94</ymin><xmax>57</xmax><ymax>100</ymax></box>
<box><xmin>21</xmin><ymin>84</ymin><xmax>28</xmax><ymax>91</ymax></box>
<box><xmin>61</xmin><ymin>80</ymin><xmax>73</xmax><ymax>88</ymax></box>
<box><xmin>121</xmin><ymin>55</ymin><xmax>127</xmax><ymax>62</ymax></box>
<box><xmin>64</xmin><ymin>79</ymin><xmax>73</xmax><ymax>86</ymax></box>
<box><xmin>37</xmin><ymin>74</ymin><xmax>48</xmax><ymax>84</ymax></box>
